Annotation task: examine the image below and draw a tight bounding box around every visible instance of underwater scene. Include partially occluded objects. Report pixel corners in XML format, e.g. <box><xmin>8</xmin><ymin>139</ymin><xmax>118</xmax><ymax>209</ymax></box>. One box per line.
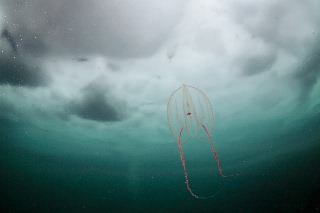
<box><xmin>0</xmin><ymin>0</ymin><xmax>320</xmax><ymax>212</ymax></box>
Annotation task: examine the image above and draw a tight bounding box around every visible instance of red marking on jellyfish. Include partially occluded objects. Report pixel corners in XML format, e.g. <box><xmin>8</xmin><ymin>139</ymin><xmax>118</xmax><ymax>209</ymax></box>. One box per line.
<box><xmin>201</xmin><ymin>124</ymin><xmax>225</xmax><ymax>177</ymax></box>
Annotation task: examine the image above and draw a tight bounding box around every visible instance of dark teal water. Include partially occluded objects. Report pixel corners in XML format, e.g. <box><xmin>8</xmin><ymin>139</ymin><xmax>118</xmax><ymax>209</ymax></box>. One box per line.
<box><xmin>1</xmin><ymin>113</ymin><xmax>319</xmax><ymax>212</ymax></box>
